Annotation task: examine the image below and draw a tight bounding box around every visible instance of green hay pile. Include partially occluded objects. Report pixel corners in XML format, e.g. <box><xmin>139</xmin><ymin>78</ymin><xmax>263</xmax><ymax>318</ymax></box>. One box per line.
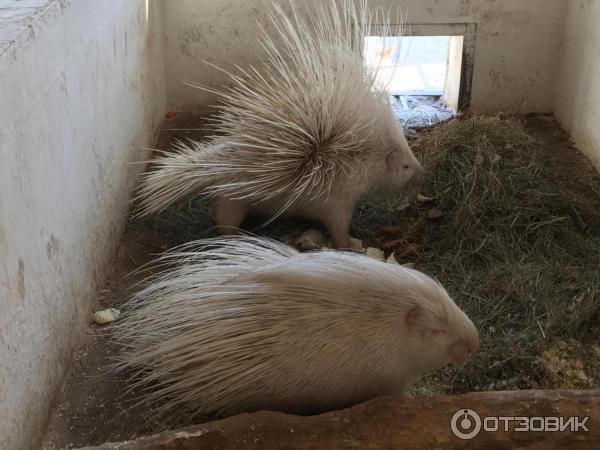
<box><xmin>383</xmin><ymin>115</ymin><xmax>600</xmax><ymax>392</ymax></box>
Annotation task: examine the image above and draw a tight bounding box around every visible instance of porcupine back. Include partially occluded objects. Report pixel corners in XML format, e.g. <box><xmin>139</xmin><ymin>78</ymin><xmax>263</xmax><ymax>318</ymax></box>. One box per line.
<box><xmin>112</xmin><ymin>236</ymin><xmax>479</xmax><ymax>420</ymax></box>
<box><xmin>135</xmin><ymin>0</ymin><xmax>405</xmax><ymax>217</ymax></box>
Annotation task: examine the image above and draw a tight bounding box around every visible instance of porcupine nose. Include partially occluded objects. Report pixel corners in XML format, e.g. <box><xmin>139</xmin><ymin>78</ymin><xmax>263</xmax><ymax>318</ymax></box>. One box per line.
<box><xmin>411</xmin><ymin>163</ymin><xmax>425</xmax><ymax>186</ymax></box>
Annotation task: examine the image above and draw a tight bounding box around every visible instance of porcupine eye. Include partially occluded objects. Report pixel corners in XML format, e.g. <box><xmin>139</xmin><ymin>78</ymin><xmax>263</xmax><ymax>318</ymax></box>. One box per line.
<box><xmin>385</xmin><ymin>151</ymin><xmax>404</xmax><ymax>170</ymax></box>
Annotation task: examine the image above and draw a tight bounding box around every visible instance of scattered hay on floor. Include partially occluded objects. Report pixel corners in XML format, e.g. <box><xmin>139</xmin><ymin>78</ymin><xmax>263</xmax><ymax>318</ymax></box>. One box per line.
<box><xmin>129</xmin><ymin>196</ymin><xmax>215</xmax><ymax>244</ymax></box>
<box><xmin>365</xmin><ymin>115</ymin><xmax>600</xmax><ymax>393</ymax></box>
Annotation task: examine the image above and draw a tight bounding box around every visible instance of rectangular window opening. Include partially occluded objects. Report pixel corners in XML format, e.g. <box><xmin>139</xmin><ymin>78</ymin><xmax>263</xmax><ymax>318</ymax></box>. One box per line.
<box><xmin>364</xmin><ymin>35</ymin><xmax>466</xmax><ymax>128</ymax></box>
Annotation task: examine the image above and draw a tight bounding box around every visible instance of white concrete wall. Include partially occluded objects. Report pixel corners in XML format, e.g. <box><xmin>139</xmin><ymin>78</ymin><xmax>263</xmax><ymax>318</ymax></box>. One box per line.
<box><xmin>0</xmin><ymin>1</ymin><xmax>166</xmax><ymax>449</ymax></box>
<box><xmin>554</xmin><ymin>0</ymin><xmax>600</xmax><ymax>171</ymax></box>
<box><xmin>162</xmin><ymin>0</ymin><xmax>565</xmax><ymax>113</ymax></box>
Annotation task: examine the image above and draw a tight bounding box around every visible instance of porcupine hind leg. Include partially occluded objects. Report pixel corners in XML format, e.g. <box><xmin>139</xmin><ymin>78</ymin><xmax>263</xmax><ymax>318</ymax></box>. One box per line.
<box><xmin>321</xmin><ymin>209</ymin><xmax>363</xmax><ymax>250</ymax></box>
<box><xmin>214</xmin><ymin>198</ymin><xmax>249</xmax><ymax>235</ymax></box>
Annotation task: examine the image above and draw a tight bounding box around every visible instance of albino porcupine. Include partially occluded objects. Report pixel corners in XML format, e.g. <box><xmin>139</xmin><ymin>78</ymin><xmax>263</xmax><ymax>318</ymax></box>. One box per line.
<box><xmin>136</xmin><ymin>0</ymin><xmax>424</xmax><ymax>249</ymax></box>
<box><xmin>113</xmin><ymin>236</ymin><xmax>479</xmax><ymax>420</ymax></box>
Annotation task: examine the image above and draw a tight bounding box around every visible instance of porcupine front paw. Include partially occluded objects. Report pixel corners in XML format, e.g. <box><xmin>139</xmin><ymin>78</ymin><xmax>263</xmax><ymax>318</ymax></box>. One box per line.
<box><xmin>347</xmin><ymin>236</ymin><xmax>363</xmax><ymax>250</ymax></box>
<box><xmin>333</xmin><ymin>235</ymin><xmax>363</xmax><ymax>250</ymax></box>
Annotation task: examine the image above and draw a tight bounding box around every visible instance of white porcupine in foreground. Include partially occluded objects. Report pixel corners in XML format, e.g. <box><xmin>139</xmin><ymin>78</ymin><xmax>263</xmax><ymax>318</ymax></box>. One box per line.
<box><xmin>136</xmin><ymin>0</ymin><xmax>423</xmax><ymax>249</ymax></box>
<box><xmin>113</xmin><ymin>236</ymin><xmax>479</xmax><ymax>420</ymax></box>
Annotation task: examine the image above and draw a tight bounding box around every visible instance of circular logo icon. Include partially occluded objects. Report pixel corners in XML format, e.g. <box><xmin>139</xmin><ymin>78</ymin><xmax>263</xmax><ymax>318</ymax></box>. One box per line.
<box><xmin>451</xmin><ymin>408</ymin><xmax>482</xmax><ymax>440</ymax></box>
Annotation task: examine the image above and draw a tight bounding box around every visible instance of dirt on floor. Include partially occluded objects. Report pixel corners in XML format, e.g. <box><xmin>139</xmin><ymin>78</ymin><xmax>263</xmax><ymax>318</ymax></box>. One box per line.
<box><xmin>41</xmin><ymin>113</ymin><xmax>600</xmax><ymax>449</ymax></box>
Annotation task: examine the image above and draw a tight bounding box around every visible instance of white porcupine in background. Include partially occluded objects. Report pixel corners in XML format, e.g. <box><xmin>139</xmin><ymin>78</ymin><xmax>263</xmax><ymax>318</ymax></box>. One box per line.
<box><xmin>136</xmin><ymin>0</ymin><xmax>424</xmax><ymax>249</ymax></box>
<box><xmin>113</xmin><ymin>236</ymin><xmax>479</xmax><ymax>420</ymax></box>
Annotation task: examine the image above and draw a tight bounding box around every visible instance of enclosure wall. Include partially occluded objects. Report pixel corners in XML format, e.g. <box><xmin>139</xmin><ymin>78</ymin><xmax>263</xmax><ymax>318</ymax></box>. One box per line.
<box><xmin>554</xmin><ymin>0</ymin><xmax>600</xmax><ymax>171</ymax></box>
<box><xmin>0</xmin><ymin>1</ymin><xmax>166</xmax><ymax>449</ymax></box>
<box><xmin>162</xmin><ymin>0</ymin><xmax>565</xmax><ymax>113</ymax></box>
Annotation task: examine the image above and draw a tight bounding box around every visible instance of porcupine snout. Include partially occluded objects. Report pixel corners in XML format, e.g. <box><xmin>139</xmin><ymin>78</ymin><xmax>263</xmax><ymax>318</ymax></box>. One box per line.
<box><xmin>403</xmin><ymin>136</ymin><xmax>426</xmax><ymax>186</ymax></box>
<box><xmin>378</xmin><ymin>140</ymin><xmax>425</xmax><ymax>195</ymax></box>
<box><xmin>406</xmin><ymin>157</ymin><xmax>425</xmax><ymax>187</ymax></box>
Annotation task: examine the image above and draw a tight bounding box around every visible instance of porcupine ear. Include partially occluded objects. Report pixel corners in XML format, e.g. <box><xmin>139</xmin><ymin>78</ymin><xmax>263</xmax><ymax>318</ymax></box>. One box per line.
<box><xmin>406</xmin><ymin>305</ymin><xmax>445</xmax><ymax>336</ymax></box>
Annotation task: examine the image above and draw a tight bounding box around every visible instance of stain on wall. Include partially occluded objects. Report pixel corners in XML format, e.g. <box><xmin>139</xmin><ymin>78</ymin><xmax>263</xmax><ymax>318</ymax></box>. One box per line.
<box><xmin>46</xmin><ymin>235</ymin><xmax>60</xmax><ymax>260</ymax></box>
<box><xmin>16</xmin><ymin>259</ymin><xmax>26</xmax><ymax>301</ymax></box>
